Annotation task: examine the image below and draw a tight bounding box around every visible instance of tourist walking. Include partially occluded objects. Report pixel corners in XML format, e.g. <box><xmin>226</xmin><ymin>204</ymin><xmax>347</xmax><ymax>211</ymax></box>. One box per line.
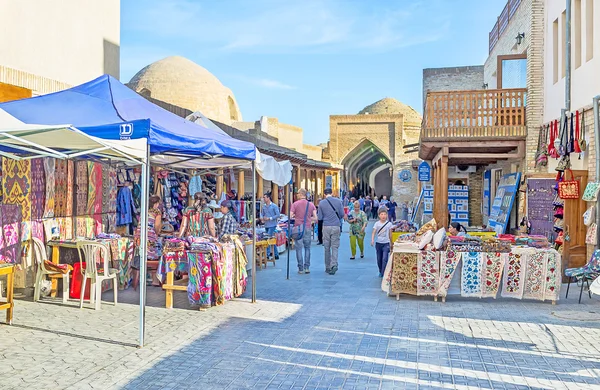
<box><xmin>358</xmin><ymin>195</ymin><xmax>365</xmax><ymax>211</ymax></box>
<box><xmin>388</xmin><ymin>197</ymin><xmax>398</xmax><ymax>222</ymax></box>
<box><xmin>318</xmin><ymin>188</ymin><xmax>345</xmax><ymax>275</ymax></box>
<box><xmin>371</xmin><ymin>206</ymin><xmax>394</xmax><ymax>277</ymax></box>
<box><xmin>290</xmin><ymin>189</ymin><xmax>317</xmax><ymax>274</ymax></box>
<box><xmin>260</xmin><ymin>193</ymin><xmax>280</xmax><ymax>260</ymax></box>
<box><xmin>347</xmin><ymin>201</ymin><xmax>368</xmax><ymax>259</ymax></box>
<box><xmin>364</xmin><ymin>196</ymin><xmax>372</xmax><ymax>219</ymax></box>
<box><xmin>372</xmin><ymin>198</ymin><xmax>379</xmax><ymax>219</ymax></box>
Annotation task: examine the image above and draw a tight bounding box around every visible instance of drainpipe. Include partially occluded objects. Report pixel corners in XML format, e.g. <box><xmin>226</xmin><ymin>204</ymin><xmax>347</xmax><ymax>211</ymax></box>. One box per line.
<box><xmin>565</xmin><ymin>0</ymin><xmax>572</xmax><ymax>111</ymax></box>
<box><xmin>594</xmin><ymin>95</ymin><xmax>600</xmax><ymax>248</ymax></box>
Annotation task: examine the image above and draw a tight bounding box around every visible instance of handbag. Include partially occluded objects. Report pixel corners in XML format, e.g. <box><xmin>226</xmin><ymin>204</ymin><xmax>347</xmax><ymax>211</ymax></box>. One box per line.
<box><xmin>582</xmin><ymin>182</ymin><xmax>600</xmax><ymax>202</ymax></box>
<box><xmin>583</xmin><ymin>206</ymin><xmax>596</xmax><ymax>226</ymax></box>
<box><xmin>291</xmin><ymin>200</ymin><xmax>310</xmax><ymax>240</ymax></box>
<box><xmin>535</xmin><ymin>124</ymin><xmax>549</xmax><ymax>167</ymax></box>
<box><xmin>558</xmin><ymin>170</ymin><xmax>580</xmax><ymax>199</ymax></box>
<box><xmin>556</xmin><ymin>116</ymin><xmax>567</xmax><ymax>156</ymax></box>
<box><xmin>555</xmin><ymin>154</ymin><xmax>570</xmax><ymax>172</ymax></box>
<box><xmin>574</xmin><ymin>111</ymin><xmax>582</xmax><ymax>154</ymax></box>
<box><xmin>579</xmin><ymin>110</ymin><xmax>587</xmax><ymax>151</ymax></box>
<box><xmin>548</xmin><ymin>120</ymin><xmax>559</xmax><ymax>158</ymax></box>
<box><xmin>555</xmin><ymin>231</ymin><xmax>564</xmax><ymax>245</ymax></box>
<box><xmin>586</xmin><ymin>223</ymin><xmax>597</xmax><ymax>245</ymax></box>
<box><xmin>567</xmin><ymin>113</ymin><xmax>575</xmax><ymax>154</ymax></box>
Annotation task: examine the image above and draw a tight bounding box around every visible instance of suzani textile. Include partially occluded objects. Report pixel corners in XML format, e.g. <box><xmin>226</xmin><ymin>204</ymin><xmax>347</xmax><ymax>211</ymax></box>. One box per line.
<box><xmin>30</xmin><ymin>158</ymin><xmax>45</xmax><ymax>241</ymax></box>
<box><xmin>416</xmin><ymin>251</ymin><xmax>438</xmax><ymax>296</ymax></box>
<box><xmin>0</xmin><ymin>204</ymin><xmax>22</xmax><ymax>264</ymax></box>
<box><xmin>438</xmin><ymin>250</ymin><xmax>461</xmax><ymax>297</ymax></box>
<box><xmin>75</xmin><ymin>161</ymin><xmax>88</xmax><ymax>217</ymax></box>
<box><xmin>43</xmin><ymin>157</ymin><xmax>55</xmax><ymax>218</ymax></box>
<box><xmin>461</xmin><ymin>252</ymin><xmax>483</xmax><ymax>297</ymax></box>
<box><xmin>390</xmin><ymin>251</ymin><xmax>418</xmax><ymax>295</ymax></box>
<box><xmin>481</xmin><ymin>252</ymin><xmax>506</xmax><ymax>298</ymax></box>
<box><xmin>186</xmin><ymin>251</ymin><xmax>212</xmax><ymax>307</ymax></box>
<box><xmin>501</xmin><ymin>248</ymin><xmax>561</xmax><ymax>301</ymax></box>
<box><xmin>501</xmin><ymin>252</ymin><xmax>526</xmax><ymax>299</ymax></box>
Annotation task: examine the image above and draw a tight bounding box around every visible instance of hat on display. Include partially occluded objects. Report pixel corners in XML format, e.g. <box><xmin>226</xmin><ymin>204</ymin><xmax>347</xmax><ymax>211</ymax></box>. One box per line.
<box><xmin>213</xmin><ymin>212</ymin><xmax>224</xmax><ymax>219</ymax></box>
<box><xmin>208</xmin><ymin>200</ymin><xmax>220</xmax><ymax>209</ymax></box>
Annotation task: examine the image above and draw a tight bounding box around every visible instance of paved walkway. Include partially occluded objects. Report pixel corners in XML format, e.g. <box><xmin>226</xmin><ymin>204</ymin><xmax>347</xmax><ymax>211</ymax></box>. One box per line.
<box><xmin>2</xmin><ymin>222</ymin><xmax>600</xmax><ymax>389</ymax></box>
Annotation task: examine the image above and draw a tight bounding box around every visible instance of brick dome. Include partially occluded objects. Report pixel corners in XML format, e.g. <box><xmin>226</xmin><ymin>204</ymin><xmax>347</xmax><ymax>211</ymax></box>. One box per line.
<box><xmin>358</xmin><ymin>97</ymin><xmax>421</xmax><ymax>125</ymax></box>
<box><xmin>127</xmin><ymin>56</ymin><xmax>242</xmax><ymax>124</ymax></box>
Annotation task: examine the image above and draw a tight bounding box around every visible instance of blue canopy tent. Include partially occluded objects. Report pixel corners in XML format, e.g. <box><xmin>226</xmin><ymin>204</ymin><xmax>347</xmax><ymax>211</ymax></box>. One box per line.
<box><xmin>0</xmin><ymin>75</ymin><xmax>259</xmax><ymax>347</ymax></box>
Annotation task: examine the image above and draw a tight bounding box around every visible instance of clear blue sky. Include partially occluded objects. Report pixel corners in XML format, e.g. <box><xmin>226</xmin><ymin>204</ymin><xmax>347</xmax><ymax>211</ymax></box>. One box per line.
<box><xmin>121</xmin><ymin>0</ymin><xmax>507</xmax><ymax>145</ymax></box>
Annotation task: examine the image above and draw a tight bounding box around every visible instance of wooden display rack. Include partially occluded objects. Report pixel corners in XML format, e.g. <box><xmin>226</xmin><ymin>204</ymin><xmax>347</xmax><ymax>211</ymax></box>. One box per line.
<box><xmin>0</xmin><ymin>264</ymin><xmax>15</xmax><ymax>324</ymax></box>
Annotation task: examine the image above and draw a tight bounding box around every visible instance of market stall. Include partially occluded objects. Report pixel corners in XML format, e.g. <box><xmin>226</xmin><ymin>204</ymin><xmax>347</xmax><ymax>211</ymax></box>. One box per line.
<box><xmin>382</xmin><ymin>220</ymin><xmax>562</xmax><ymax>304</ymax></box>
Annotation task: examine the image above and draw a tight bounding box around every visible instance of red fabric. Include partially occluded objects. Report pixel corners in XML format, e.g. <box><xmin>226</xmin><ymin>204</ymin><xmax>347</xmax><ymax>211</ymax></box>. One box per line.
<box><xmin>70</xmin><ymin>262</ymin><xmax>91</xmax><ymax>299</ymax></box>
<box><xmin>574</xmin><ymin>111</ymin><xmax>582</xmax><ymax>153</ymax></box>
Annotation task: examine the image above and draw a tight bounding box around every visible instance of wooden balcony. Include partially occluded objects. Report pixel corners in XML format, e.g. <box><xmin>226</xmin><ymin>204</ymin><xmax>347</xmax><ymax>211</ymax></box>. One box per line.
<box><xmin>420</xmin><ymin>88</ymin><xmax>527</xmax><ymax>164</ymax></box>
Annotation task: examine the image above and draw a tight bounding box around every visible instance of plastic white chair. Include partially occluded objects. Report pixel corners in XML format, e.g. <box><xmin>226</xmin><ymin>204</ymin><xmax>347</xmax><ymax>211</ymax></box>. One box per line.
<box><xmin>76</xmin><ymin>241</ymin><xmax>118</xmax><ymax>310</ymax></box>
<box><xmin>32</xmin><ymin>237</ymin><xmax>70</xmax><ymax>303</ymax></box>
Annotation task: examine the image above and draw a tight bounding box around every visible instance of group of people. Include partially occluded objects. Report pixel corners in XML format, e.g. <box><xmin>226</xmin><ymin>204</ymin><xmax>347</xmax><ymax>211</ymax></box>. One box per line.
<box><xmin>342</xmin><ymin>195</ymin><xmax>410</xmax><ymax>222</ymax></box>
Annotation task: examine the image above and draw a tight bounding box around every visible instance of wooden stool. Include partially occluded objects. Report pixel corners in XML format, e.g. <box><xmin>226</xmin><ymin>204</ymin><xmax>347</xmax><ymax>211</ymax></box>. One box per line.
<box><xmin>255</xmin><ymin>241</ymin><xmax>269</xmax><ymax>269</ymax></box>
<box><xmin>0</xmin><ymin>264</ymin><xmax>15</xmax><ymax>325</ymax></box>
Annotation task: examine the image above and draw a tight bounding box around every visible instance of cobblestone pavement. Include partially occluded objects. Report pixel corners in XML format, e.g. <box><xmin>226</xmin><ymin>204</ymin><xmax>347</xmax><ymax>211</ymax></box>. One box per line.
<box><xmin>2</xmin><ymin>223</ymin><xmax>600</xmax><ymax>389</ymax></box>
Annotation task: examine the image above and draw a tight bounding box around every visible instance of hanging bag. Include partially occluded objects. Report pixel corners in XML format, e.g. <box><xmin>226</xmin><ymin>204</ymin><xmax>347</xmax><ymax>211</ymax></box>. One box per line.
<box><xmin>583</xmin><ymin>206</ymin><xmax>596</xmax><ymax>226</ymax></box>
<box><xmin>582</xmin><ymin>182</ymin><xmax>600</xmax><ymax>202</ymax></box>
<box><xmin>558</xmin><ymin>169</ymin><xmax>580</xmax><ymax>199</ymax></box>
<box><xmin>555</xmin><ymin>154</ymin><xmax>570</xmax><ymax>172</ymax></box>
<box><xmin>291</xmin><ymin>200</ymin><xmax>310</xmax><ymax>240</ymax></box>
<box><xmin>567</xmin><ymin>113</ymin><xmax>575</xmax><ymax>154</ymax></box>
<box><xmin>548</xmin><ymin>120</ymin><xmax>559</xmax><ymax>158</ymax></box>
<box><xmin>535</xmin><ymin>124</ymin><xmax>549</xmax><ymax>167</ymax></box>
<box><xmin>586</xmin><ymin>223</ymin><xmax>598</xmax><ymax>245</ymax></box>
<box><xmin>574</xmin><ymin>111</ymin><xmax>582</xmax><ymax>154</ymax></box>
<box><xmin>557</xmin><ymin>116</ymin><xmax>568</xmax><ymax>156</ymax></box>
<box><xmin>579</xmin><ymin>110</ymin><xmax>587</xmax><ymax>152</ymax></box>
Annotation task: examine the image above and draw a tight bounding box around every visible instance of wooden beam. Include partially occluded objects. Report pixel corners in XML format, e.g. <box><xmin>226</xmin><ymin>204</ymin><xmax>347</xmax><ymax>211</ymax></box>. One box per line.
<box><xmin>432</xmin><ymin>146</ymin><xmax>449</xmax><ymax>167</ymax></box>
<box><xmin>448</xmin><ymin>152</ymin><xmax>521</xmax><ymax>160</ymax></box>
<box><xmin>440</xmin><ymin>156</ymin><xmax>449</xmax><ymax>228</ymax></box>
<box><xmin>238</xmin><ymin>170</ymin><xmax>245</xmax><ymax>196</ymax></box>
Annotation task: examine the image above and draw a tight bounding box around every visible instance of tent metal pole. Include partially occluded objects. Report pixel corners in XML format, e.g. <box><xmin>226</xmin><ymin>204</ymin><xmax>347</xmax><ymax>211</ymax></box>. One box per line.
<box><xmin>138</xmin><ymin>144</ymin><xmax>150</xmax><ymax>348</ymax></box>
<box><xmin>286</xmin><ymin>182</ymin><xmax>291</xmax><ymax>280</ymax></box>
<box><xmin>252</xmin><ymin>160</ymin><xmax>257</xmax><ymax>303</ymax></box>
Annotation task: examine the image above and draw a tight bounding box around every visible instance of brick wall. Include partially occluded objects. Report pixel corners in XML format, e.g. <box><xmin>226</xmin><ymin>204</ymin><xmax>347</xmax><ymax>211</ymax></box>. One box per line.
<box><xmin>468</xmin><ymin>169</ymin><xmax>484</xmax><ymax>226</ymax></box>
<box><xmin>422</xmin><ymin>66</ymin><xmax>484</xmax><ymax>110</ymax></box>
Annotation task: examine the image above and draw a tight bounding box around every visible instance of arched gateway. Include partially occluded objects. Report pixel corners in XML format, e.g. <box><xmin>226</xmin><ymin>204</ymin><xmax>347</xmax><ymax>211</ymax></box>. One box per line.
<box><xmin>322</xmin><ymin>98</ymin><xmax>422</xmax><ymax>203</ymax></box>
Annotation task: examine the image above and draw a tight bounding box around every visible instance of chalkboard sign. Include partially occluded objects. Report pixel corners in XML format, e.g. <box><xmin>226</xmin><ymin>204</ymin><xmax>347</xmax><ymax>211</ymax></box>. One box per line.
<box><xmin>488</xmin><ymin>172</ymin><xmax>522</xmax><ymax>234</ymax></box>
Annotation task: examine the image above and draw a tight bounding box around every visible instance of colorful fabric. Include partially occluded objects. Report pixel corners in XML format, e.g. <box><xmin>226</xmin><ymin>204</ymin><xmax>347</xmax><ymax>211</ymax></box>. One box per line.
<box><xmin>0</xmin><ymin>204</ymin><xmax>22</xmax><ymax>264</ymax></box>
<box><xmin>75</xmin><ymin>161</ymin><xmax>88</xmax><ymax>216</ymax></box>
<box><xmin>2</xmin><ymin>158</ymin><xmax>31</xmax><ymax>241</ymax></box>
<box><xmin>75</xmin><ymin>216</ymin><xmax>87</xmax><ymax>238</ymax></box>
<box><xmin>223</xmin><ymin>243</ymin><xmax>235</xmax><ymax>301</ymax></box>
<box><xmin>381</xmin><ymin>253</ymin><xmax>393</xmax><ymax>294</ymax></box>
<box><xmin>102</xmin><ymin>164</ymin><xmax>110</xmax><ymax>214</ymax></box>
<box><xmin>187</xmin><ymin>251</ymin><xmax>212</xmax><ymax>307</ymax></box>
<box><xmin>417</xmin><ymin>250</ymin><xmax>438</xmax><ymax>296</ymax></box>
<box><xmin>522</xmin><ymin>251</ymin><xmax>546</xmax><ymax>300</ymax></box>
<box><xmin>54</xmin><ymin>159</ymin><xmax>68</xmax><ymax>217</ymax></box>
<box><xmin>134</xmin><ymin>209</ymin><xmax>162</xmax><ymax>260</ymax></box>
<box><xmin>390</xmin><ymin>251</ymin><xmax>418</xmax><ymax>295</ymax></box>
<box><xmin>184</xmin><ymin>207</ymin><xmax>214</xmax><ymax>237</ymax></box>
<box><xmin>87</xmin><ymin>162</ymin><xmax>103</xmax><ymax>215</ymax></box>
<box><xmin>438</xmin><ymin>250</ymin><xmax>461</xmax><ymax>297</ymax></box>
<box><xmin>461</xmin><ymin>252</ymin><xmax>483</xmax><ymax>297</ymax></box>
<box><xmin>501</xmin><ymin>251</ymin><xmax>526</xmax><ymax>299</ymax></box>
<box><xmin>348</xmin><ymin>210</ymin><xmax>368</xmax><ymax>237</ymax></box>
<box><xmin>212</xmin><ymin>248</ymin><xmax>226</xmax><ymax>305</ymax></box>
<box><xmin>157</xmin><ymin>250</ymin><xmax>187</xmax><ymax>280</ymax></box>
<box><xmin>544</xmin><ymin>251</ymin><xmax>561</xmax><ymax>301</ymax></box>
<box><xmin>229</xmin><ymin>236</ymin><xmax>248</xmax><ymax>297</ymax></box>
<box><xmin>66</xmin><ymin>160</ymin><xmax>74</xmax><ymax>218</ymax></box>
<box><xmin>481</xmin><ymin>252</ymin><xmax>506</xmax><ymax>298</ymax></box>
<box><xmin>30</xmin><ymin>158</ymin><xmax>45</xmax><ymax>241</ymax></box>
<box><xmin>108</xmin><ymin>166</ymin><xmax>117</xmax><ymax>213</ymax></box>
<box><xmin>43</xmin><ymin>157</ymin><xmax>55</xmax><ymax>218</ymax></box>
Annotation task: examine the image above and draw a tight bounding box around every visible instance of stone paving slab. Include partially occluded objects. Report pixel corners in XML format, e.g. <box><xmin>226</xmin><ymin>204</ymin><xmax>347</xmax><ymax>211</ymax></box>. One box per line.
<box><xmin>2</xmin><ymin>222</ymin><xmax>600</xmax><ymax>389</ymax></box>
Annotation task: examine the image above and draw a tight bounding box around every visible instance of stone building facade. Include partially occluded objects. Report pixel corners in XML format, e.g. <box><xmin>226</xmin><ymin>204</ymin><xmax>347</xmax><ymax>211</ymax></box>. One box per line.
<box><xmin>422</xmin><ymin>66</ymin><xmax>484</xmax><ymax>109</ymax></box>
<box><xmin>325</xmin><ymin>98</ymin><xmax>422</xmax><ymax>203</ymax></box>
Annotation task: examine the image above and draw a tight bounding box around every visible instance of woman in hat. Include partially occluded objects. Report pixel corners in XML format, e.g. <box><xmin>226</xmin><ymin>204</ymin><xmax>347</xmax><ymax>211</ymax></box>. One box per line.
<box><xmin>179</xmin><ymin>192</ymin><xmax>216</xmax><ymax>238</ymax></box>
<box><xmin>218</xmin><ymin>199</ymin><xmax>239</xmax><ymax>238</ymax></box>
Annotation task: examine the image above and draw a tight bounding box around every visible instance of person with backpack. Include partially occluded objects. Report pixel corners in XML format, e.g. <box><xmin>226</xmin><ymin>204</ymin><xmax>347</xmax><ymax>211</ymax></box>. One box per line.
<box><xmin>371</xmin><ymin>206</ymin><xmax>394</xmax><ymax>277</ymax></box>
<box><xmin>290</xmin><ymin>189</ymin><xmax>317</xmax><ymax>274</ymax></box>
<box><xmin>318</xmin><ymin>188</ymin><xmax>346</xmax><ymax>275</ymax></box>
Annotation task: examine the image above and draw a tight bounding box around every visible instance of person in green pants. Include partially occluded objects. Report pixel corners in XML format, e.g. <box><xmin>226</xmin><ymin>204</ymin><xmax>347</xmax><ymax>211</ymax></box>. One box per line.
<box><xmin>347</xmin><ymin>201</ymin><xmax>368</xmax><ymax>259</ymax></box>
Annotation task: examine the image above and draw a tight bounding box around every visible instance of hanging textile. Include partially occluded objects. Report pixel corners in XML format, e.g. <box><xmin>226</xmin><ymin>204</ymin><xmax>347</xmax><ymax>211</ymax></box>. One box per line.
<box><xmin>2</xmin><ymin>158</ymin><xmax>32</xmax><ymax>241</ymax></box>
<box><xmin>55</xmin><ymin>159</ymin><xmax>68</xmax><ymax>217</ymax></box>
<box><xmin>30</xmin><ymin>158</ymin><xmax>45</xmax><ymax>241</ymax></box>
<box><xmin>87</xmin><ymin>161</ymin><xmax>103</xmax><ymax>215</ymax></box>
<box><xmin>64</xmin><ymin>160</ymin><xmax>75</xmax><ymax>239</ymax></box>
<box><xmin>102</xmin><ymin>164</ymin><xmax>110</xmax><ymax>214</ymax></box>
<box><xmin>481</xmin><ymin>252</ymin><xmax>506</xmax><ymax>298</ymax></box>
<box><xmin>108</xmin><ymin>166</ymin><xmax>118</xmax><ymax>232</ymax></box>
<box><xmin>438</xmin><ymin>250</ymin><xmax>461</xmax><ymax>297</ymax></box>
<box><xmin>226</xmin><ymin>235</ymin><xmax>248</xmax><ymax>297</ymax></box>
<box><xmin>222</xmin><ymin>243</ymin><xmax>235</xmax><ymax>301</ymax></box>
<box><xmin>501</xmin><ymin>251</ymin><xmax>526</xmax><ymax>298</ymax></box>
<box><xmin>390</xmin><ymin>251</ymin><xmax>418</xmax><ymax>295</ymax></box>
<box><xmin>186</xmin><ymin>251</ymin><xmax>212</xmax><ymax>307</ymax></box>
<box><xmin>43</xmin><ymin>157</ymin><xmax>55</xmax><ymax>218</ymax></box>
<box><xmin>461</xmin><ymin>252</ymin><xmax>483</xmax><ymax>297</ymax></box>
<box><xmin>416</xmin><ymin>251</ymin><xmax>438</xmax><ymax>296</ymax></box>
<box><xmin>0</xmin><ymin>204</ymin><xmax>22</xmax><ymax>264</ymax></box>
<box><xmin>75</xmin><ymin>161</ymin><xmax>88</xmax><ymax>217</ymax></box>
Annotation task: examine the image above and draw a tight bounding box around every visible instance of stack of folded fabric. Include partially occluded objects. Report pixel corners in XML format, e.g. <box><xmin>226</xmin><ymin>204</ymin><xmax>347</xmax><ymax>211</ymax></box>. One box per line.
<box><xmin>527</xmin><ymin>235</ymin><xmax>550</xmax><ymax>248</ymax></box>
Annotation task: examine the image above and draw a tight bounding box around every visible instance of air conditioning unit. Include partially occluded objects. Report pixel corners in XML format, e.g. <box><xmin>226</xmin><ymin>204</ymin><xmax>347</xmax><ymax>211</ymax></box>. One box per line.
<box><xmin>455</xmin><ymin>165</ymin><xmax>476</xmax><ymax>174</ymax></box>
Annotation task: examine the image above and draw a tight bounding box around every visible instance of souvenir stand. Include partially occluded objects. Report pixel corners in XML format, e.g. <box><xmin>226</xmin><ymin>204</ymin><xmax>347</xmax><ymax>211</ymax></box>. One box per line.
<box><xmin>0</xmin><ymin>108</ymin><xmax>148</xmax><ymax>325</ymax></box>
<box><xmin>382</xmin><ymin>219</ymin><xmax>562</xmax><ymax>304</ymax></box>
<box><xmin>0</xmin><ymin>75</ymin><xmax>266</xmax><ymax>347</ymax></box>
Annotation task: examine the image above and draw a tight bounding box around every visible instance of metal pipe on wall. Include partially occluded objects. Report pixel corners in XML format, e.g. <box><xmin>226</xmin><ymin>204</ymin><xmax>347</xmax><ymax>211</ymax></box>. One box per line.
<box><xmin>565</xmin><ymin>0</ymin><xmax>572</xmax><ymax>111</ymax></box>
<box><xmin>594</xmin><ymin>95</ymin><xmax>600</xmax><ymax>248</ymax></box>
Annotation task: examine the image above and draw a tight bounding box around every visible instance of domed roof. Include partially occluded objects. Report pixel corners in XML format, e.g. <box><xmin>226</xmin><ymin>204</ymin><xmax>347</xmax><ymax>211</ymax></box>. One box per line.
<box><xmin>127</xmin><ymin>56</ymin><xmax>242</xmax><ymax>124</ymax></box>
<box><xmin>358</xmin><ymin>97</ymin><xmax>421</xmax><ymax>124</ymax></box>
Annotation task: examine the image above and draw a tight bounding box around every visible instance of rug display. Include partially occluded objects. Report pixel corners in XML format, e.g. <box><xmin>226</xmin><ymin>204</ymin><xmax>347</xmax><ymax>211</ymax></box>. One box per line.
<box><xmin>75</xmin><ymin>161</ymin><xmax>88</xmax><ymax>216</ymax></box>
<box><xmin>43</xmin><ymin>157</ymin><xmax>55</xmax><ymax>218</ymax></box>
<box><xmin>390</xmin><ymin>251</ymin><xmax>418</xmax><ymax>295</ymax></box>
<box><xmin>416</xmin><ymin>250</ymin><xmax>438</xmax><ymax>296</ymax></box>
<box><xmin>54</xmin><ymin>159</ymin><xmax>68</xmax><ymax>217</ymax></box>
<box><xmin>186</xmin><ymin>251</ymin><xmax>212</xmax><ymax>307</ymax></box>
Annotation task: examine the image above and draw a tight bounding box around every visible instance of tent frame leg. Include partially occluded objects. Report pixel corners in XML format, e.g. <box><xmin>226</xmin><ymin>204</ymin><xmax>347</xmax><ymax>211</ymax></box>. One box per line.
<box><xmin>138</xmin><ymin>146</ymin><xmax>150</xmax><ymax>348</ymax></box>
<box><xmin>252</xmin><ymin>160</ymin><xmax>257</xmax><ymax>303</ymax></box>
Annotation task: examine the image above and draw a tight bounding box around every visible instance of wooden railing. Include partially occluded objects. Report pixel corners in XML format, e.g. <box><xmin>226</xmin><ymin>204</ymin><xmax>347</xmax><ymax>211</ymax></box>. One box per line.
<box><xmin>422</xmin><ymin>88</ymin><xmax>527</xmax><ymax>141</ymax></box>
<box><xmin>489</xmin><ymin>0</ymin><xmax>522</xmax><ymax>53</ymax></box>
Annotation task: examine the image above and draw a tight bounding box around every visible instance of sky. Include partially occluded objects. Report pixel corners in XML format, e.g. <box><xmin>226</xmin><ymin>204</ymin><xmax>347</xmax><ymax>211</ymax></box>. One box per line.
<box><xmin>121</xmin><ymin>0</ymin><xmax>507</xmax><ymax>145</ymax></box>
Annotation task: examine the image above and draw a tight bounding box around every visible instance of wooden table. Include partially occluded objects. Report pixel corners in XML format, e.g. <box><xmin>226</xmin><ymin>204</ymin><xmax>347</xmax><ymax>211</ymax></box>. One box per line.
<box><xmin>0</xmin><ymin>264</ymin><xmax>15</xmax><ymax>324</ymax></box>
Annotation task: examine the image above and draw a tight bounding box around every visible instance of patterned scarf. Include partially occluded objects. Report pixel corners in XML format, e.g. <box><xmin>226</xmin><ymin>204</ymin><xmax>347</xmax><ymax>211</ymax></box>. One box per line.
<box><xmin>417</xmin><ymin>250</ymin><xmax>439</xmax><ymax>296</ymax></box>
<box><xmin>43</xmin><ymin>157</ymin><xmax>55</xmax><ymax>218</ymax></box>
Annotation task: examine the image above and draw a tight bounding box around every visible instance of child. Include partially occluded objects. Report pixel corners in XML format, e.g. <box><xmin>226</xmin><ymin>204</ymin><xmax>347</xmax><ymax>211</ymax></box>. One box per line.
<box><xmin>371</xmin><ymin>206</ymin><xmax>394</xmax><ymax>277</ymax></box>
